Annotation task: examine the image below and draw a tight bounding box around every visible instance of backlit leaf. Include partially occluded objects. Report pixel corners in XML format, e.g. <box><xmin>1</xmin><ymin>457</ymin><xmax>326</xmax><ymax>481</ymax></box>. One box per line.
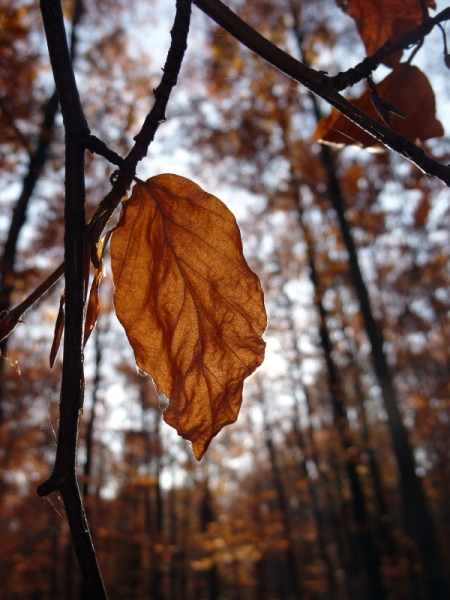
<box><xmin>111</xmin><ymin>174</ymin><xmax>267</xmax><ymax>459</ymax></box>
<box><xmin>314</xmin><ymin>64</ymin><xmax>443</xmax><ymax>150</ymax></box>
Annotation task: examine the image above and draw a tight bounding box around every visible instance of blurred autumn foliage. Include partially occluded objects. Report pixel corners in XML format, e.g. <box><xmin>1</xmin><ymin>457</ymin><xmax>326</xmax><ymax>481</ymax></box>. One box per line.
<box><xmin>1</xmin><ymin>0</ymin><xmax>450</xmax><ymax>599</ymax></box>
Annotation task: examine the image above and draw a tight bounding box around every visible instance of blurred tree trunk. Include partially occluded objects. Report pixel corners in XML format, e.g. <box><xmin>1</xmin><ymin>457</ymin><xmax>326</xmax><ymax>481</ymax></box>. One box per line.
<box><xmin>198</xmin><ymin>479</ymin><xmax>220</xmax><ymax>600</ymax></box>
<box><xmin>139</xmin><ymin>385</ymin><xmax>165</xmax><ymax>600</ymax></box>
<box><xmin>258</xmin><ymin>380</ymin><xmax>304</xmax><ymax>599</ymax></box>
<box><xmin>168</xmin><ymin>474</ymin><xmax>189</xmax><ymax>600</ymax></box>
<box><xmin>267</xmin><ymin>251</ymin><xmax>343</xmax><ymax>599</ymax></box>
<box><xmin>310</xmin><ymin>91</ymin><xmax>446</xmax><ymax>600</ymax></box>
<box><xmin>300</xmin><ymin>210</ymin><xmax>386</xmax><ymax>599</ymax></box>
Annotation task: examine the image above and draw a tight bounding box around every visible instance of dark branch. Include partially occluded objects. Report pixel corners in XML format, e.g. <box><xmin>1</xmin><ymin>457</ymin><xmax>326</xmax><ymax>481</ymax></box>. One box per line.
<box><xmin>124</xmin><ymin>0</ymin><xmax>193</xmax><ymax>176</ymax></box>
<box><xmin>38</xmin><ymin>0</ymin><xmax>107</xmax><ymax>597</ymax></box>
<box><xmin>39</xmin><ymin>0</ymin><xmax>89</xmax><ymax>134</ymax></box>
<box><xmin>84</xmin><ymin>134</ymin><xmax>123</xmax><ymax>166</ymax></box>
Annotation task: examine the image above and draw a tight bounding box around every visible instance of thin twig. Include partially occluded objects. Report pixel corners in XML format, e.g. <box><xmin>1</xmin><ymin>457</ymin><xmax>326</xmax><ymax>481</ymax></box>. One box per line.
<box><xmin>1</xmin><ymin>1</ymin><xmax>193</xmax><ymax>345</ymax></box>
<box><xmin>87</xmin><ymin>0</ymin><xmax>193</xmax><ymax>253</ymax></box>
<box><xmin>0</xmin><ymin>263</ymin><xmax>64</xmax><ymax>343</ymax></box>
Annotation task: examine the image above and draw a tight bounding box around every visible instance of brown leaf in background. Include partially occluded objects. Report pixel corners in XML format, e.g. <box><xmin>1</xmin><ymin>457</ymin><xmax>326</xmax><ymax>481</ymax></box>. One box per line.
<box><xmin>111</xmin><ymin>174</ymin><xmax>267</xmax><ymax>459</ymax></box>
<box><xmin>314</xmin><ymin>64</ymin><xmax>443</xmax><ymax>150</ymax></box>
<box><xmin>341</xmin><ymin>0</ymin><xmax>436</xmax><ymax>61</ymax></box>
<box><xmin>414</xmin><ymin>195</ymin><xmax>431</xmax><ymax>227</ymax></box>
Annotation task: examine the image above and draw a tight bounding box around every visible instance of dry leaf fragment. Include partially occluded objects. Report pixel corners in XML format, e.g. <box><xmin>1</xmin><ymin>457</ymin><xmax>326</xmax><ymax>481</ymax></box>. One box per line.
<box><xmin>314</xmin><ymin>64</ymin><xmax>443</xmax><ymax>150</ymax></box>
<box><xmin>83</xmin><ymin>231</ymin><xmax>112</xmax><ymax>347</ymax></box>
<box><xmin>111</xmin><ymin>174</ymin><xmax>267</xmax><ymax>459</ymax></box>
<box><xmin>83</xmin><ymin>264</ymin><xmax>104</xmax><ymax>348</ymax></box>
<box><xmin>49</xmin><ymin>293</ymin><xmax>65</xmax><ymax>368</ymax></box>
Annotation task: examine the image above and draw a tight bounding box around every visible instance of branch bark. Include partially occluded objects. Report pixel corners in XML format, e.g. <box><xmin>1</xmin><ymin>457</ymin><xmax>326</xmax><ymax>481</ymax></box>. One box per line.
<box><xmin>330</xmin><ymin>7</ymin><xmax>450</xmax><ymax>90</ymax></box>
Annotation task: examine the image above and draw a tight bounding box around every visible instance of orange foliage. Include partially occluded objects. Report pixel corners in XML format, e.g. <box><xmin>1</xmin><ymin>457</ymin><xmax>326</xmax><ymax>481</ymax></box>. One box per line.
<box><xmin>111</xmin><ymin>174</ymin><xmax>267</xmax><ymax>459</ymax></box>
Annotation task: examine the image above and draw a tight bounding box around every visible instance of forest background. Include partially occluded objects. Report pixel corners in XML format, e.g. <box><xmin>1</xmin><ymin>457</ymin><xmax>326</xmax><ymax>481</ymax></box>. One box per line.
<box><xmin>1</xmin><ymin>0</ymin><xmax>450</xmax><ymax>599</ymax></box>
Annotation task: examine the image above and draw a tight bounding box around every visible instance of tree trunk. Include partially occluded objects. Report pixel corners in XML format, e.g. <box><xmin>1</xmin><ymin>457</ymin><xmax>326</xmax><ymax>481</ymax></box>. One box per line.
<box><xmin>299</xmin><ymin>214</ymin><xmax>386</xmax><ymax>600</ymax></box>
<box><xmin>258</xmin><ymin>380</ymin><xmax>304</xmax><ymax>599</ymax></box>
<box><xmin>289</xmin><ymin>14</ymin><xmax>448</xmax><ymax>597</ymax></box>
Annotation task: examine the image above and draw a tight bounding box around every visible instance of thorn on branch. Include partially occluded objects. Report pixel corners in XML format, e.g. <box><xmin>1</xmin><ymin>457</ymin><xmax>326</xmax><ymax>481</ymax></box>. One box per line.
<box><xmin>438</xmin><ymin>24</ymin><xmax>450</xmax><ymax>69</ymax></box>
<box><xmin>37</xmin><ymin>477</ymin><xmax>58</xmax><ymax>497</ymax></box>
<box><xmin>84</xmin><ymin>134</ymin><xmax>123</xmax><ymax>167</ymax></box>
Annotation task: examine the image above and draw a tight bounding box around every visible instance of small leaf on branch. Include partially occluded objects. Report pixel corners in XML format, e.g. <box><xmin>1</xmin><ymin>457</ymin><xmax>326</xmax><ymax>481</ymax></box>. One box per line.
<box><xmin>314</xmin><ymin>64</ymin><xmax>443</xmax><ymax>150</ymax></box>
<box><xmin>111</xmin><ymin>174</ymin><xmax>267</xmax><ymax>459</ymax></box>
<box><xmin>83</xmin><ymin>265</ymin><xmax>104</xmax><ymax>348</ymax></box>
<box><xmin>49</xmin><ymin>293</ymin><xmax>65</xmax><ymax>368</ymax></box>
<box><xmin>83</xmin><ymin>231</ymin><xmax>113</xmax><ymax>348</ymax></box>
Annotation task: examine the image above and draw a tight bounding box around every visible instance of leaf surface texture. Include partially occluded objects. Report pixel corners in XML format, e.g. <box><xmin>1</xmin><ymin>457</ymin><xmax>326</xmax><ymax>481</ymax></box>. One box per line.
<box><xmin>111</xmin><ymin>174</ymin><xmax>266</xmax><ymax>459</ymax></box>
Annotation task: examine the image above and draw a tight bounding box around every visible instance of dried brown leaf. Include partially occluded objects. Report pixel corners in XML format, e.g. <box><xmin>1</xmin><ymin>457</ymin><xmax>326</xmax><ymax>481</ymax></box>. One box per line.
<box><xmin>83</xmin><ymin>231</ymin><xmax>112</xmax><ymax>347</ymax></box>
<box><xmin>314</xmin><ymin>64</ymin><xmax>443</xmax><ymax>150</ymax></box>
<box><xmin>111</xmin><ymin>174</ymin><xmax>267</xmax><ymax>459</ymax></box>
<box><xmin>83</xmin><ymin>266</ymin><xmax>103</xmax><ymax>348</ymax></box>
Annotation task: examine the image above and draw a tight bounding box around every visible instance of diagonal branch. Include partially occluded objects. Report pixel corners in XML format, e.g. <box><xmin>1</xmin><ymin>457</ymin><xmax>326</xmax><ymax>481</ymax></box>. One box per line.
<box><xmin>193</xmin><ymin>0</ymin><xmax>450</xmax><ymax>187</ymax></box>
